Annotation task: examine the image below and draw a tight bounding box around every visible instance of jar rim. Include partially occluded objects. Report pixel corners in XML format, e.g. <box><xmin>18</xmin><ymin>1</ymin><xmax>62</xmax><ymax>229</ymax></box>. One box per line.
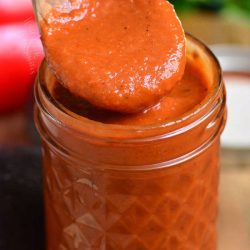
<box><xmin>36</xmin><ymin>33</ymin><xmax>223</xmax><ymax>142</ymax></box>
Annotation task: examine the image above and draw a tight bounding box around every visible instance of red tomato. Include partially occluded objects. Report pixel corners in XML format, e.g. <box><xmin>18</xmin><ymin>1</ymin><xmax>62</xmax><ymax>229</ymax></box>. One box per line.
<box><xmin>0</xmin><ymin>22</ymin><xmax>44</xmax><ymax>113</ymax></box>
<box><xmin>0</xmin><ymin>0</ymin><xmax>35</xmax><ymax>24</ymax></box>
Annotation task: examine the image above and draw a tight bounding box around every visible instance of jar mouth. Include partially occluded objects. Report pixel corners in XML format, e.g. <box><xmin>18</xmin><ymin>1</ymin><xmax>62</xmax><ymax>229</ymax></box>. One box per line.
<box><xmin>36</xmin><ymin>33</ymin><xmax>223</xmax><ymax>141</ymax></box>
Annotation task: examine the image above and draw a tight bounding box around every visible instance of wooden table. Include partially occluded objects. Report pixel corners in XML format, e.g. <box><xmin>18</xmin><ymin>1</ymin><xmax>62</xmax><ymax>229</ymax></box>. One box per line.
<box><xmin>219</xmin><ymin>149</ymin><xmax>250</xmax><ymax>250</ymax></box>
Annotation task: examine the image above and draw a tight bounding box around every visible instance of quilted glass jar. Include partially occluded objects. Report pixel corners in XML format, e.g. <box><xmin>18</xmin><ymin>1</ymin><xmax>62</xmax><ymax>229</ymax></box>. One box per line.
<box><xmin>34</xmin><ymin>35</ymin><xmax>226</xmax><ymax>250</ymax></box>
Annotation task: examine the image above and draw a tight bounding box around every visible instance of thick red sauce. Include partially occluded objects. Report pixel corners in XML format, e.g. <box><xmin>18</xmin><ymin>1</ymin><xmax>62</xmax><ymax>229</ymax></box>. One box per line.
<box><xmin>50</xmin><ymin>60</ymin><xmax>208</xmax><ymax>125</ymax></box>
<box><xmin>41</xmin><ymin>0</ymin><xmax>185</xmax><ymax>113</ymax></box>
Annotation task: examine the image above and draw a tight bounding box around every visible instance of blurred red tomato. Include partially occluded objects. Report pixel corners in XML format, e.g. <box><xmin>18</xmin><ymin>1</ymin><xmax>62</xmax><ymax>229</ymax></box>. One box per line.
<box><xmin>0</xmin><ymin>22</ymin><xmax>44</xmax><ymax>113</ymax></box>
<box><xmin>0</xmin><ymin>0</ymin><xmax>35</xmax><ymax>24</ymax></box>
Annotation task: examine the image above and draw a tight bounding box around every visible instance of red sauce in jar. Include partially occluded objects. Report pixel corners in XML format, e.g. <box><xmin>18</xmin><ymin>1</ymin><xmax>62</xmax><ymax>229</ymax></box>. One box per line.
<box><xmin>34</xmin><ymin>1</ymin><xmax>226</xmax><ymax>249</ymax></box>
<box><xmin>50</xmin><ymin>59</ymin><xmax>208</xmax><ymax>126</ymax></box>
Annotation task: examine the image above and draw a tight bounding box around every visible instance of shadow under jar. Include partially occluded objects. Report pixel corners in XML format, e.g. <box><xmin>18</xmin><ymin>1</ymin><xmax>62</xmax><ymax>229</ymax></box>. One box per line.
<box><xmin>34</xmin><ymin>35</ymin><xmax>226</xmax><ymax>250</ymax></box>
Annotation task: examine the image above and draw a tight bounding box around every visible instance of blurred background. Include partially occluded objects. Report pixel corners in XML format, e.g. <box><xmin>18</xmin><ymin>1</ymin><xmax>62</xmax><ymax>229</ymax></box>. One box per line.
<box><xmin>0</xmin><ymin>0</ymin><xmax>249</xmax><ymax>250</ymax></box>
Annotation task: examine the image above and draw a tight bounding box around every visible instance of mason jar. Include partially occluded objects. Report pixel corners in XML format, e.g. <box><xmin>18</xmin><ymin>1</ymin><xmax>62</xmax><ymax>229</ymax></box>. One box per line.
<box><xmin>34</xmin><ymin>35</ymin><xmax>226</xmax><ymax>250</ymax></box>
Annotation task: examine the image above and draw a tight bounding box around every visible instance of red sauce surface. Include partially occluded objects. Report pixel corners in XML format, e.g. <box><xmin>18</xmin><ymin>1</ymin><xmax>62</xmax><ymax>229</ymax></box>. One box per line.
<box><xmin>41</xmin><ymin>0</ymin><xmax>185</xmax><ymax>113</ymax></box>
<box><xmin>51</xmin><ymin>60</ymin><xmax>208</xmax><ymax>125</ymax></box>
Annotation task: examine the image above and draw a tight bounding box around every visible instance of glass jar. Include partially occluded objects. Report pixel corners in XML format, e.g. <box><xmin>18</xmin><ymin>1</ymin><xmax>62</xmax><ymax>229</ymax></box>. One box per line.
<box><xmin>34</xmin><ymin>35</ymin><xmax>226</xmax><ymax>250</ymax></box>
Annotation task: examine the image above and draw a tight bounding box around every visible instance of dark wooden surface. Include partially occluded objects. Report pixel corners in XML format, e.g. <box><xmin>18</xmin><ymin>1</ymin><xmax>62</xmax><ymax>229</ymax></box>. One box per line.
<box><xmin>0</xmin><ymin>147</ymin><xmax>44</xmax><ymax>250</ymax></box>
